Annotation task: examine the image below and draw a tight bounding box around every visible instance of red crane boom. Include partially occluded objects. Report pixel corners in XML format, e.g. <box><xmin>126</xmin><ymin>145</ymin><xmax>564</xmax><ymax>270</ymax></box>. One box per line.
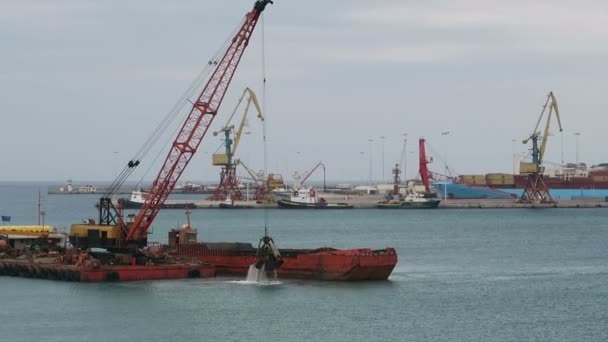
<box><xmin>125</xmin><ymin>0</ymin><xmax>273</xmax><ymax>243</ymax></box>
<box><xmin>419</xmin><ymin>138</ymin><xmax>431</xmax><ymax>193</ymax></box>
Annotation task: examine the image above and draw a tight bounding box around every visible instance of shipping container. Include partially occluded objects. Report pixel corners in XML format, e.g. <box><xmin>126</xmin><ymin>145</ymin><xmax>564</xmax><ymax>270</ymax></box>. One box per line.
<box><xmin>460</xmin><ymin>175</ymin><xmax>487</xmax><ymax>185</ymax></box>
<box><xmin>485</xmin><ymin>173</ymin><xmax>515</xmax><ymax>186</ymax></box>
<box><xmin>591</xmin><ymin>175</ymin><xmax>608</xmax><ymax>182</ymax></box>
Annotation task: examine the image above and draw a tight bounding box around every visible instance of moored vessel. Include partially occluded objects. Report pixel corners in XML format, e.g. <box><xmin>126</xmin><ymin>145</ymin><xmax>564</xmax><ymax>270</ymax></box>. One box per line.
<box><xmin>217</xmin><ymin>197</ymin><xmax>255</xmax><ymax>209</ymax></box>
<box><xmin>450</xmin><ymin>163</ymin><xmax>608</xmax><ymax>200</ymax></box>
<box><xmin>118</xmin><ymin>190</ymin><xmax>196</xmax><ymax>209</ymax></box>
<box><xmin>277</xmin><ymin>188</ymin><xmax>353</xmax><ymax>209</ymax></box>
<box><xmin>377</xmin><ymin>191</ymin><xmax>440</xmax><ymax>209</ymax></box>
<box><xmin>378</xmin><ymin>140</ymin><xmax>442</xmax><ymax>208</ymax></box>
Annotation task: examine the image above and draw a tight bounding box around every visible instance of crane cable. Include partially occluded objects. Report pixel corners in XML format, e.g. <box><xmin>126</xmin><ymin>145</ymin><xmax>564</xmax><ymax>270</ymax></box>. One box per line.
<box><xmin>425</xmin><ymin>142</ymin><xmax>459</xmax><ymax>179</ymax></box>
<box><xmin>103</xmin><ymin>16</ymin><xmax>248</xmax><ymax>197</ymax></box>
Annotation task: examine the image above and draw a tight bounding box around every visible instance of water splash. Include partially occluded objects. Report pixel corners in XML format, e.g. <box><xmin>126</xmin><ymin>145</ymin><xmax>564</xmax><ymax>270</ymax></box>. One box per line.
<box><xmin>246</xmin><ymin>264</ymin><xmax>266</xmax><ymax>282</ymax></box>
<box><xmin>226</xmin><ymin>264</ymin><xmax>282</xmax><ymax>286</ymax></box>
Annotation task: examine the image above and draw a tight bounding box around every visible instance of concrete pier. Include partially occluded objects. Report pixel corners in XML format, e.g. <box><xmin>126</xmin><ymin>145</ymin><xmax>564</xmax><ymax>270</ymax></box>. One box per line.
<box><xmin>189</xmin><ymin>196</ymin><xmax>608</xmax><ymax>209</ymax></box>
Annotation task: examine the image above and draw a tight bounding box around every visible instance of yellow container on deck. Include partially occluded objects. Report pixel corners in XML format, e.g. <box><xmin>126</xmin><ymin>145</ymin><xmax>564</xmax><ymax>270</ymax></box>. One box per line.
<box><xmin>485</xmin><ymin>173</ymin><xmax>515</xmax><ymax>186</ymax></box>
<box><xmin>592</xmin><ymin>175</ymin><xmax>608</xmax><ymax>182</ymax></box>
<box><xmin>461</xmin><ymin>175</ymin><xmax>486</xmax><ymax>185</ymax></box>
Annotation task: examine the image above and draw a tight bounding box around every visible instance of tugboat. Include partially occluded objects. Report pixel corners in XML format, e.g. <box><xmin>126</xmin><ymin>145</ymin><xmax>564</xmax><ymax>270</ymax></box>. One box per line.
<box><xmin>377</xmin><ymin>139</ymin><xmax>441</xmax><ymax>209</ymax></box>
<box><xmin>277</xmin><ymin>188</ymin><xmax>353</xmax><ymax>209</ymax></box>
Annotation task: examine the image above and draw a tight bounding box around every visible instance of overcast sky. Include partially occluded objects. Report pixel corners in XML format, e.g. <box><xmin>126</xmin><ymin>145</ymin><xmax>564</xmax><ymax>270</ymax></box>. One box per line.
<box><xmin>1</xmin><ymin>0</ymin><xmax>607</xmax><ymax>184</ymax></box>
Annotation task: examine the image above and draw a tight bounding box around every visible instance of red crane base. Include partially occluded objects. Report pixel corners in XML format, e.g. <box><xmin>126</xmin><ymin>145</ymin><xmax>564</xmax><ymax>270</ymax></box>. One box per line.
<box><xmin>209</xmin><ymin>165</ymin><xmax>243</xmax><ymax>201</ymax></box>
<box><xmin>519</xmin><ymin>173</ymin><xmax>555</xmax><ymax>204</ymax></box>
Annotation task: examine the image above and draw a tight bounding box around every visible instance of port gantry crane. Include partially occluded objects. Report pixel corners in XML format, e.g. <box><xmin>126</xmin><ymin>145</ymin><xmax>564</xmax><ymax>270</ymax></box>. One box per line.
<box><xmin>210</xmin><ymin>87</ymin><xmax>264</xmax><ymax>201</ymax></box>
<box><xmin>70</xmin><ymin>0</ymin><xmax>275</xmax><ymax>251</ymax></box>
<box><xmin>519</xmin><ymin>91</ymin><xmax>563</xmax><ymax>204</ymax></box>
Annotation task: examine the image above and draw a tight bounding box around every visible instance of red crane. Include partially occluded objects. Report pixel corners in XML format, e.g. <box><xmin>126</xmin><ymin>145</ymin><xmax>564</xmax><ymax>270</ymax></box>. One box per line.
<box><xmin>112</xmin><ymin>0</ymin><xmax>273</xmax><ymax>246</ymax></box>
<box><xmin>418</xmin><ymin>138</ymin><xmax>432</xmax><ymax>193</ymax></box>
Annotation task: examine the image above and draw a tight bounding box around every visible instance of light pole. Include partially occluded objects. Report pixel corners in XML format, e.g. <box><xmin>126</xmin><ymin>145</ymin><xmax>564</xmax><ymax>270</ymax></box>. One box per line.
<box><xmin>368</xmin><ymin>139</ymin><xmax>374</xmax><ymax>185</ymax></box>
<box><xmin>511</xmin><ymin>139</ymin><xmax>517</xmax><ymax>174</ymax></box>
<box><xmin>380</xmin><ymin>136</ymin><xmax>386</xmax><ymax>183</ymax></box>
<box><xmin>441</xmin><ymin>131</ymin><xmax>451</xmax><ymax>201</ymax></box>
<box><xmin>359</xmin><ymin>151</ymin><xmax>365</xmax><ymax>183</ymax></box>
<box><xmin>574</xmin><ymin>132</ymin><xmax>581</xmax><ymax>164</ymax></box>
<box><xmin>296</xmin><ymin>151</ymin><xmax>302</xmax><ymax>172</ymax></box>
<box><xmin>401</xmin><ymin>133</ymin><xmax>407</xmax><ymax>183</ymax></box>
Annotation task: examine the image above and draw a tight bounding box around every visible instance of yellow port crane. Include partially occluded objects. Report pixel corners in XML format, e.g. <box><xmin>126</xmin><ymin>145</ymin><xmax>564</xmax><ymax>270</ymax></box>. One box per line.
<box><xmin>519</xmin><ymin>91</ymin><xmax>563</xmax><ymax>203</ymax></box>
<box><xmin>209</xmin><ymin>87</ymin><xmax>264</xmax><ymax>200</ymax></box>
<box><xmin>212</xmin><ymin>87</ymin><xmax>263</xmax><ymax>166</ymax></box>
<box><xmin>520</xmin><ymin>91</ymin><xmax>563</xmax><ymax>174</ymax></box>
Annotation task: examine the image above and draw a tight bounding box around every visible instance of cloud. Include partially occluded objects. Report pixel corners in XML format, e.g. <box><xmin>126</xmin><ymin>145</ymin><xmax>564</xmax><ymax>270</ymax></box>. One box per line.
<box><xmin>0</xmin><ymin>1</ymin><xmax>103</xmax><ymax>31</ymax></box>
<box><xmin>345</xmin><ymin>0</ymin><xmax>608</xmax><ymax>33</ymax></box>
<box><xmin>256</xmin><ymin>0</ymin><xmax>608</xmax><ymax>65</ymax></box>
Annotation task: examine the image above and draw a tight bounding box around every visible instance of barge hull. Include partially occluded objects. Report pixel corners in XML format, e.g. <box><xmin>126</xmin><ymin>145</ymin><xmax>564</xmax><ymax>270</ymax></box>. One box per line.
<box><xmin>176</xmin><ymin>244</ymin><xmax>397</xmax><ymax>281</ymax></box>
<box><xmin>0</xmin><ymin>260</ymin><xmax>215</xmax><ymax>282</ymax></box>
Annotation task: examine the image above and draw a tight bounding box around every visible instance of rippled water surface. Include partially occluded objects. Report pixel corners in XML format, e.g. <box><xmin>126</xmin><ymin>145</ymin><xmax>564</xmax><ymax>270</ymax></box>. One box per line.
<box><xmin>1</xmin><ymin>184</ymin><xmax>607</xmax><ymax>341</ymax></box>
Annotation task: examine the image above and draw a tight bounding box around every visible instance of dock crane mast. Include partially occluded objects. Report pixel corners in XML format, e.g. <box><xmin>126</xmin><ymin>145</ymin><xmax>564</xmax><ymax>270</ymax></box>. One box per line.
<box><xmin>210</xmin><ymin>87</ymin><xmax>264</xmax><ymax>201</ymax></box>
<box><xmin>419</xmin><ymin>138</ymin><xmax>432</xmax><ymax>193</ymax></box>
<box><xmin>73</xmin><ymin>0</ymin><xmax>274</xmax><ymax>249</ymax></box>
<box><xmin>519</xmin><ymin>91</ymin><xmax>563</xmax><ymax>204</ymax></box>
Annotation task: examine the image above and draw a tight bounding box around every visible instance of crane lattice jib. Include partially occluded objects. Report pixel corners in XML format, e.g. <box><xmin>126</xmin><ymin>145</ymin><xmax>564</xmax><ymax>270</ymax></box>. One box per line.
<box><xmin>539</xmin><ymin>92</ymin><xmax>562</xmax><ymax>164</ymax></box>
<box><xmin>233</xmin><ymin>88</ymin><xmax>263</xmax><ymax>154</ymax></box>
<box><xmin>126</xmin><ymin>0</ymin><xmax>273</xmax><ymax>241</ymax></box>
<box><xmin>235</xmin><ymin>159</ymin><xmax>262</xmax><ymax>184</ymax></box>
<box><xmin>522</xmin><ymin>92</ymin><xmax>563</xmax><ymax>166</ymax></box>
<box><xmin>294</xmin><ymin>161</ymin><xmax>324</xmax><ymax>190</ymax></box>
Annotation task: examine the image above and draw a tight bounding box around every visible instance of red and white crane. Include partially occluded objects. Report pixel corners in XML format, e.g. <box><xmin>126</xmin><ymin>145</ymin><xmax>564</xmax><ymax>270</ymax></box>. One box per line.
<box><xmin>92</xmin><ymin>0</ymin><xmax>274</xmax><ymax>248</ymax></box>
<box><xmin>127</xmin><ymin>0</ymin><xmax>273</xmax><ymax>244</ymax></box>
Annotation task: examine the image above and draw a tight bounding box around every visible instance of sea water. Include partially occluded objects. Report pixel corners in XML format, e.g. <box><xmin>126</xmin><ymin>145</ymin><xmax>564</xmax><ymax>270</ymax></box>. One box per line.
<box><xmin>1</xmin><ymin>183</ymin><xmax>608</xmax><ymax>341</ymax></box>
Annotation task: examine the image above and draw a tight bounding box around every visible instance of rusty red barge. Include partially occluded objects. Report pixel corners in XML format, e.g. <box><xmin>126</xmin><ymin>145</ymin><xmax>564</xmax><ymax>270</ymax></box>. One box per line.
<box><xmin>166</xmin><ymin>224</ymin><xmax>397</xmax><ymax>281</ymax></box>
<box><xmin>175</xmin><ymin>244</ymin><xmax>397</xmax><ymax>281</ymax></box>
<box><xmin>0</xmin><ymin>259</ymin><xmax>215</xmax><ymax>282</ymax></box>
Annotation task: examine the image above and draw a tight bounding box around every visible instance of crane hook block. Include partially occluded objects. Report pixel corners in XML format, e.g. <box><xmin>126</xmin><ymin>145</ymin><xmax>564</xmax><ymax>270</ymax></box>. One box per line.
<box><xmin>254</xmin><ymin>0</ymin><xmax>273</xmax><ymax>12</ymax></box>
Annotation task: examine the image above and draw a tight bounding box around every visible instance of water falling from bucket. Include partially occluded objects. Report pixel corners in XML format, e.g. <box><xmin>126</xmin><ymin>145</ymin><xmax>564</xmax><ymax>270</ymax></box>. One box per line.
<box><xmin>246</xmin><ymin>264</ymin><xmax>266</xmax><ymax>282</ymax></box>
<box><xmin>241</xmin><ymin>264</ymin><xmax>280</xmax><ymax>285</ymax></box>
